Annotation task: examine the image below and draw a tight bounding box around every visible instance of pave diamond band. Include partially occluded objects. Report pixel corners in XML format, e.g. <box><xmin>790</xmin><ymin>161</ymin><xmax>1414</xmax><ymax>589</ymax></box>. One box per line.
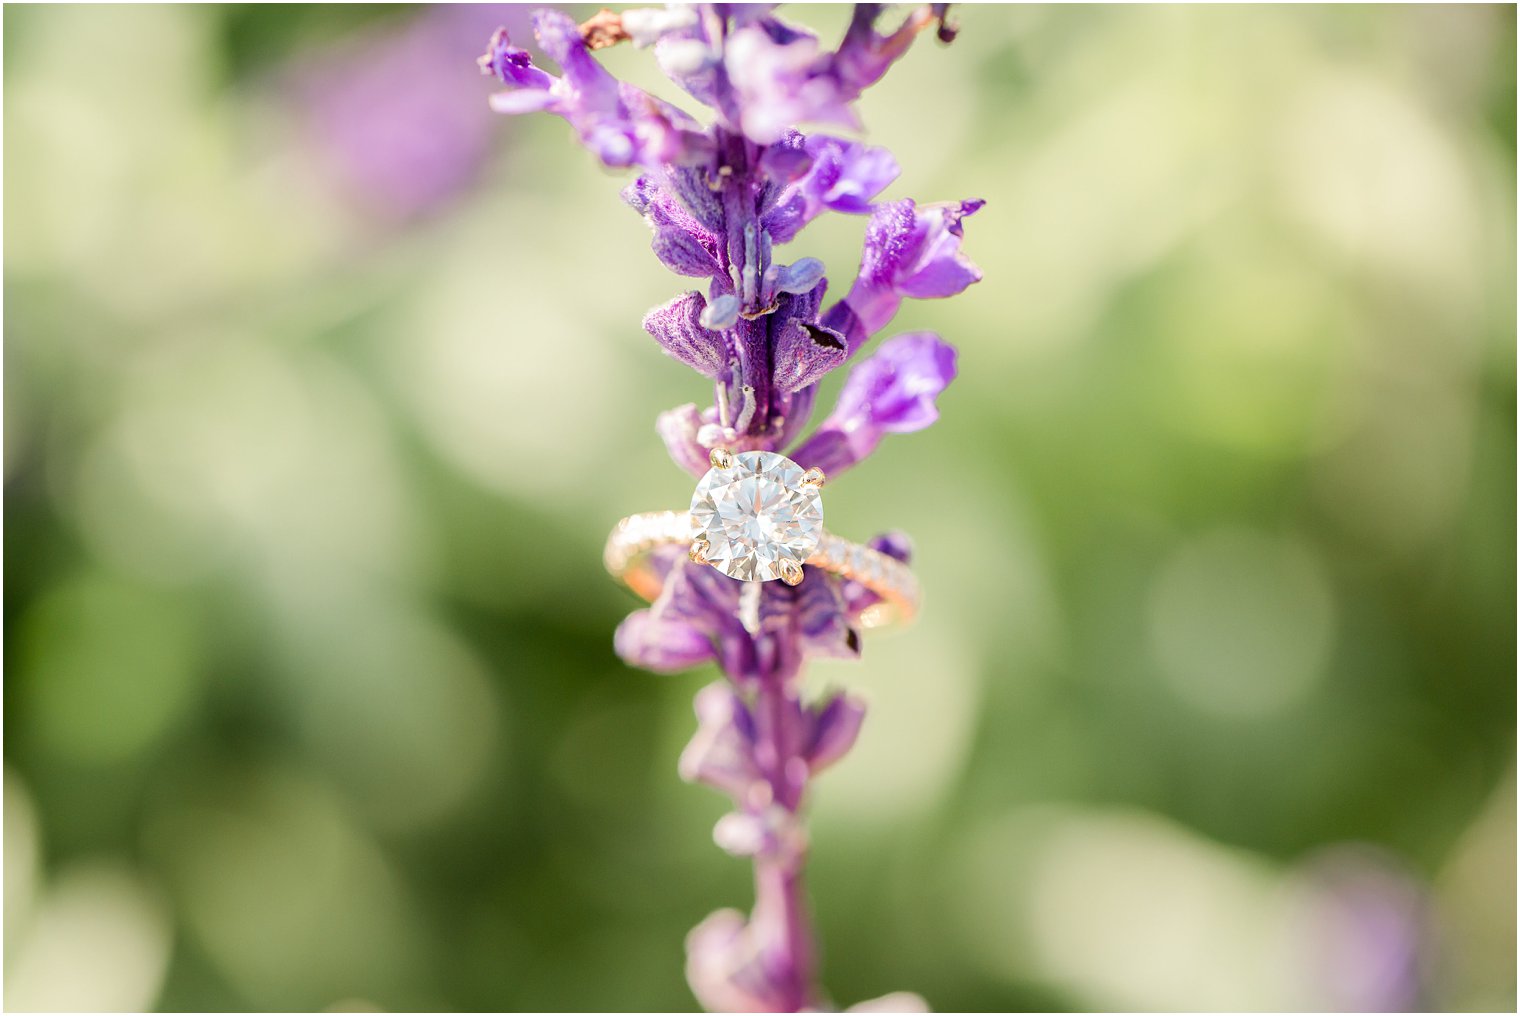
<box><xmin>603</xmin><ymin>509</ymin><xmax>921</xmax><ymax>630</ymax></box>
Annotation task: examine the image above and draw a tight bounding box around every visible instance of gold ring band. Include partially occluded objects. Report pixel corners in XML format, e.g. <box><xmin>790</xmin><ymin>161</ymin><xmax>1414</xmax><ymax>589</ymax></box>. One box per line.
<box><xmin>604</xmin><ymin>510</ymin><xmax>920</xmax><ymax>629</ymax></box>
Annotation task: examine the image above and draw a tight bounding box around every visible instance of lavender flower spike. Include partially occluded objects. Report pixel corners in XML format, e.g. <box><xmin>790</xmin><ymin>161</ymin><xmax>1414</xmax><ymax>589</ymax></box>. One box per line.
<box><xmin>485</xmin><ymin>5</ymin><xmax>979</xmax><ymax>1010</ymax></box>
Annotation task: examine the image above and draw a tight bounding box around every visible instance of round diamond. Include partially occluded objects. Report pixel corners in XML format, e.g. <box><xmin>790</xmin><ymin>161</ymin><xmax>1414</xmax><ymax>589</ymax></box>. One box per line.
<box><xmin>690</xmin><ymin>450</ymin><xmax>824</xmax><ymax>582</ymax></box>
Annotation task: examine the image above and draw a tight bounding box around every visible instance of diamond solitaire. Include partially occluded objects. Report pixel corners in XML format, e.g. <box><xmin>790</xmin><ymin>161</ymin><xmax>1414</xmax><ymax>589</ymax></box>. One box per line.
<box><xmin>689</xmin><ymin>449</ymin><xmax>825</xmax><ymax>584</ymax></box>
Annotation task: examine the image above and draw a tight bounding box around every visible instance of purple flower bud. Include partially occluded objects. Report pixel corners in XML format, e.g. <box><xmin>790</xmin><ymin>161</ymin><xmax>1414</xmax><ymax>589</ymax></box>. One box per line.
<box><xmin>833</xmin><ymin>4</ymin><xmax>932</xmax><ymax>95</ymax></box>
<box><xmin>725</xmin><ymin>23</ymin><xmax>855</xmax><ymax>145</ymax></box>
<box><xmin>713</xmin><ymin>806</ymin><xmax>807</xmax><ymax>861</ymax></box>
<box><xmin>479</xmin><ymin>27</ymin><xmax>556</xmax><ymax>92</ymax></box>
<box><xmin>805</xmin><ymin>692</ymin><xmax>867</xmax><ymax>774</ymax></box>
<box><xmin>870</xmin><ymin>530</ymin><xmax>914</xmax><ymax>564</ymax></box>
<box><xmin>791</xmin><ymin>332</ymin><xmax>958</xmax><ymax>476</ymax></box>
<box><xmin>613</xmin><ymin>609</ymin><xmax>715</xmax><ymax>673</ymax></box>
<box><xmin>700</xmin><ymin>292</ymin><xmax>741</xmax><ymax>331</ymax></box>
<box><xmin>685</xmin><ymin>909</ymin><xmax>786</xmax><ymax>1014</ymax></box>
<box><xmin>641</xmin><ymin>195</ymin><xmax>726</xmax><ymax>279</ymax></box>
<box><xmin>712</xmin><ymin>811</ymin><xmax>769</xmax><ymax>857</ymax></box>
<box><xmin>801</xmin><ymin>136</ymin><xmax>900</xmax><ymax>215</ymax></box>
<box><xmin>644</xmin><ymin>292</ymin><xmax>727</xmax><ymax>378</ymax></box>
<box><xmin>759</xmin><ymin>130</ymin><xmax>814</xmax><ymax>184</ymax></box>
<box><xmin>765</xmin><ymin>135</ymin><xmax>901</xmax><ymax>242</ymax></box>
<box><xmin>679</xmin><ymin>683</ymin><xmax>763</xmax><ymax>802</ymax></box>
<box><xmin>843</xmin><ymin>198</ymin><xmax>985</xmax><ymax>340</ymax></box>
<box><xmin>482</xmin><ymin>11</ymin><xmax>711</xmax><ymax>169</ymax></box>
<box><xmin>843</xmin><ymin>532</ymin><xmax>915</xmax><ymax>615</ymax></box>
<box><xmin>775</xmin><ymin>257</ymin><xmax>826</xmax><ymax>294</ymax></box>
<box><xmin>721</xmin><ymin>7</ymin><xmax>932</xmax><ymax>146</ymax></box>
<box><xmin>656</xmin><ymin>403</ymin><xmax>715</xmax><ymax>477</ymax></box>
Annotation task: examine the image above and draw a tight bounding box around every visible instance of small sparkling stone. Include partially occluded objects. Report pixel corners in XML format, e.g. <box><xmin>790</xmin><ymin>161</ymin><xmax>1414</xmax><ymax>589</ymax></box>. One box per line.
<box><xmin>690</xmin><ymin>450</ymin><xmax>824</xmax><ymax>582</ymax></box>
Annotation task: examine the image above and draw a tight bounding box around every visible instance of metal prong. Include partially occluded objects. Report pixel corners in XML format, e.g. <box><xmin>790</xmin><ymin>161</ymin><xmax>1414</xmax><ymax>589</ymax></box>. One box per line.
<box><xmin>800</xmin><ymin>466</ymin><xmax>826</xmax><ymax>489</ymax></box>
<box><xmin>778</xmin><ymin>559</ymin><xmax>804</xmax><ymax>586</ymax></box>
<box><xmin>709</xmin><ymin>447</ymin><xmax>735</xmax><ymax>470</ymax></box>
<box><xmin>689</xmin><ymin>539</ymin><xmax>710</xmax><ymax>565</ymax></box>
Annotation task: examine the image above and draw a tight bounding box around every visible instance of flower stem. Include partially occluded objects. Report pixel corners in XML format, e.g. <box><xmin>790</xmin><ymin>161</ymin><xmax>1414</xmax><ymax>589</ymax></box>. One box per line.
<box><xmin>754</xmin><ymin>858</ymin><xmax>815</xmax><ymax>1012</ymax></box>
<box><xmin>751</xmin><ymin>672</ymin><xmax>819</xmax><ymax>1011</ymax></box>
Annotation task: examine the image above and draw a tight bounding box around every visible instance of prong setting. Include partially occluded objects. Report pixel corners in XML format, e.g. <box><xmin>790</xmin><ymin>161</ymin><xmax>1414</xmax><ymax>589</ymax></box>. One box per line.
<box><xmin>778</xmin><ymin>560</ymin><xmax>804</xmax><ymax>586</ymax></box>
<box><xmin>689</xmin><ymin>538</ymin><xmax>710</xmax><ymax>565</ymax></box>
<box><xmin>801</xmin><ymin>466</ymin><xmax>826</xmax><ymax>489</ymax></box>
<box><xmin>690</xmin><ymin>449</ymin><xmax>824</xmax><ymax>583</ymax></box>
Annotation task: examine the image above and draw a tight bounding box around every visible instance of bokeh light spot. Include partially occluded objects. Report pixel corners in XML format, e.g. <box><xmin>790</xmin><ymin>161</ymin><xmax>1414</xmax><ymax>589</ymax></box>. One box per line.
<box><xmin>16</xmin><ymin>572</ymin><xmax>202</xmax><ymax>765</ymax></box>
<box><xmin>1147</xmin><ymin>528</ymin><xmax>1335</xmax><ymax>717</ymax></box>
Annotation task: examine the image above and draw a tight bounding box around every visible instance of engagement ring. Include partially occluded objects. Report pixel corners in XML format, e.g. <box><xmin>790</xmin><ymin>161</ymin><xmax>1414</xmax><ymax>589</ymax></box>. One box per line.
<box><xmin>605</xmin><ymin>448</ymin><xmax>920</xmax><ymax>629</ymax></box>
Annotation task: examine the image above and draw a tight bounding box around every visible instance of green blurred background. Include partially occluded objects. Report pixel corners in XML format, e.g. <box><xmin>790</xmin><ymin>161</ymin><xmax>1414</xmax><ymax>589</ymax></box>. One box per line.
<box><xmin>4</xmin><ymin>4</ymin><xmax>1515</xmax><ymax>1012</ymax></box>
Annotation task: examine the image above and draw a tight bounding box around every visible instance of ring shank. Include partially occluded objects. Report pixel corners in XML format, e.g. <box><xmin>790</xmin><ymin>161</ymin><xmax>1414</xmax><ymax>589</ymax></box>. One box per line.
<box><xmin>604</xmin><ymin>511</ymin><xmax>920</xmax><ymax>629</ymax></box>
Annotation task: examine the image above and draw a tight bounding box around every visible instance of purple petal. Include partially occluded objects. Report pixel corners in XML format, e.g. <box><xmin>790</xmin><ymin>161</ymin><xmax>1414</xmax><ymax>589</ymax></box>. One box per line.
<box><xmin>844</xmin><ymin>198</ymin><xmax>984</xmax><ymax>340</ymax></box>
<box><xmin>660</xmin><ymin>165</ymin><xmax>726</xmax><ymax>232</ymax></box>
<box><xmin>656</xmin><ymin>403</ymin><xmax>716</xmax><ymax>477</ymax></box>
<box><xmin>617</xmin><ymin>82</ymin><xmax>716</xmax><ymax>166</ymax></box>
<box><xmin>771</xmin><ymin>318</ymin><xmax>846</xmax><ymax>394</ymax></box>
<box><xmin>765</xmin><ymin>136</ymin><xmax>900</xmax><ymax>241</ymax></box>
<box><xmin>645</xmin><ymin>292</ymin><xmax>727</xmax><ymax>377</ymax></box>
<box><xmin>678</xmin><ymin>682</ymin><xmax>763</xmax><ymax>800</ymax></box>
<box><xmin>723</xmin><ymin>23</ymin><xmax>858</xmax><ymax>145</ymax></box>
<box><xmin>806</xmin><ymin>692</ymin><xmax>867</xmax><ymax>773</ymax></box>
<box><xmin>487</xmin><ymin>89</ymin><xmax>560</xmax><ymax>114</ymax></box>
<box><xmin>614</xmin><ymin>609</ymin><xmax>715</xmax><ymax>672</ymax></box>
<box><xmin>759</xmin><ymin>131</ymin><xmax>814</xmax><ymax>184</ymax></box>
<box><xmin>483</xmin><ymin>13</ymin><xmax>712</xmax><ymax>170</ymax></box>
<box><xmin>833</xmin><ymin>331</ymin><xmax>957</xmax><ymax>429</ymax></box>
<box><xmin>685</xmin><ymin>909</ymin><xmax>785</xmax><ymax>1014</ymax></box>
<box><xmin>833</xmin><ymin>4</ymin><xmax>932</xmax><ymax>94</ymax></box>
<box><xmin>656</xmin><ymin>35</ymin><xmax>723</xmax><ymax>110</ymax></box>
<box><xmin>625</xmin><ymin>178</ymin><xmax>725</xmax><ymax>280</ymax></box>
<box><xmin>720</xmin><ymin>7</ymin><xmax>931</xmax><ymax>146</ymax></box>
<box><xmin>769</xmin><ymin>281</ymin><xmax>846</xmax><ymax>394</ymax></box>
<box><xmin>801</xmin><ymin>135</ymin><xmax>900</xmax><ymax>214</ymax></box>
<box><xmin>772</xmin><ymin>383</ymin><xmax>819</xmax><ymax>452</ymax></box>
<box><xmin>761</xmin><ymin>192</ymin><xmax>809</xmax><ymax>246</ymax></box>
<box><xmin>478</xmin><ymin>27</ymin><xmax>556</xmax><ymax>91</ymax></box>
<box><xmin>870</xmin><ymin>530</ymin><xmax>914</xmax><ymax>564</ymax></box>
<box><xmin>531</xmin><ymin>9</ymin><xmax>619</xmax><ymax>102</ymax></box>
<box><xmin>791</xmin><ymin>332</ymin><xmax>958</xmax><ymax>475</ymax></box>
<box><xmin>788</xmin><ymin>568</ymin><xmax>861</xmax><ymax>661</ymax></box>
<box><xmin>652</xmin><ymin>221</ymin><xmax>722</xmax><ymax>279</ymax></box>
<box><xmin>895</xmin><ymin>199</ymin><xmax>986</xmax><ymax>298</ymax></box>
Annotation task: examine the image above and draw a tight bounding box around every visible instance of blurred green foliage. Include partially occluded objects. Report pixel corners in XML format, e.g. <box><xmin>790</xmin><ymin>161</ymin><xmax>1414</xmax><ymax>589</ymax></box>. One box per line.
<box><xmin>4</xmin><ymin>4</ymin><xmax>1515</xmax><ymax>1012</ymax></box>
